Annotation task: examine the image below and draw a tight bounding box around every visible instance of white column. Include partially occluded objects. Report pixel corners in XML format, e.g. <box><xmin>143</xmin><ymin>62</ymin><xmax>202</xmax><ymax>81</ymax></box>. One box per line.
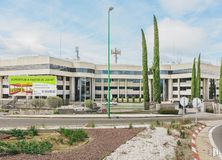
<box><xmin>70</xmin><ymin>77</ymin><xmax>75</xmax><ymax>101</ymax></box>
<box><xmin>0</xmin><ymin>77</ymin><xmax>3</xmax><ymax>99</ymax></box>
<box><xmin>178</xmin><ymin>78</ymin><xmax>180</xmax><ymax>99</ymax></box>
<box><xmin>117</xmin><ymin>79</ymin><xmax>120</xmax><ymax>98</ymax></box>
<box><xmin>63</xmin><ymin>77</ymin><xmax>66</xmax><ymax>100</ymax></box>
<box><xmin>168</xmin><ymin>79</ymin><xmax>173</xmax><ymax>101</ymax></box>
<box><xmin>101</xmin><ymin>79</ymin><xmax>104</xmax><ymax>100</ymax></box>
<box><xmin>139</xmin><ymin>79</ymin><xmax>142</xmax><ymax>98</ymax></box>
<box><xmin>163</xmin><ymin>79</ymin><xmax>166</xmax><ymax>101</ymax></box>
<box><xmin>125</xmin><ymin>79</ymin><xmax>127</xmax><ymax>98</ymax></box>
<box><xmin>91</xmin><ymin>78</ymin><xmax>95</xmax><ymax>100</ymax></box>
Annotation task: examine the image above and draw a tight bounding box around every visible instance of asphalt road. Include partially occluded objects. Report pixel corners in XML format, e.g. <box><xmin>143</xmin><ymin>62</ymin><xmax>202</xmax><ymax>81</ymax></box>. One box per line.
<box><xmin>0</xmin><ymin>113</ymin><xmax>222</xmax><ymax>128</ymax></box>
<box><xmin>212</xmin><ymin>125</ymin><xmax>222</xmax><ymax>155</ymax></box>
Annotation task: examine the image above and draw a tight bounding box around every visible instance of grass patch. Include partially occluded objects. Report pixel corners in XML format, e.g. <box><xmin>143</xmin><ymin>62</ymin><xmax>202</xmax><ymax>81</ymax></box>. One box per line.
<box><xmin>58</xmin><ymin>128</ymin><xmax>88</xmax><ymax>145</ymax></box>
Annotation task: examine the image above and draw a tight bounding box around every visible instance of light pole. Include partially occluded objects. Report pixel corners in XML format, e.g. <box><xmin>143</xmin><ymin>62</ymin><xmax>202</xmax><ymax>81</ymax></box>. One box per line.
<box><xmin>108</xmin><ymin>6</ymin><xmax>113</xmax><ymax>118</ymax></box>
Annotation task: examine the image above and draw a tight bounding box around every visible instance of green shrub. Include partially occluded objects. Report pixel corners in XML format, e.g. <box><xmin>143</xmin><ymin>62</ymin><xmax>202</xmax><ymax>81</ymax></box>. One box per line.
<box><xmin>0</xmin><ymin>140</ymin><xmax>52</xmax><ymax>155</ymax></box>
<box><xmin>139</xmin><ymin>97</ymin><xmax>141</xmax><ymax>103</ymax></box>
<box><xmin>84</xmin><ymin>99</ymin><xmax>93</xmax><ymax>109</ymax></box>
<box><xmin>180</xmin><ymin>130</ymin><xmax>187</xmax><ymax>139</ymax></box>
<box><xmin>206</xmin><ymin>108</ymin><xmax>214</xmax><ymax>113</ymax></box>
<box><xmin>158</xmin><ymin>108</ymin><xmax>179</xmax><ymax>114</ymax></box>
<box><xmin>46</xmin><ymin>96</ymin><xmax>63</xmax><ymax>108</ymax></box>
<box><xmin>129</xmin><ymin>123</ymin><xmax>133</xmax><ymax>129</ymax></box>
<box><xmin>27</xmin><ymin>126</ymin><xmax>38</xmax><ymax>137</ymax></box>
<box><xmin>31</xmin><ymin>99</ymin><xmax>45</xmax><ymax>108</ymax></box>
<box><xmin>167</xmin><ymin>128</ymin><xmax>172</xmax><ymax>135</ymax></box>
<box><xmin>177</xmin><ymin>140</ymin><xmax>181</xmax><ymax>146</ymax></box>
<box><xmin>10</xmin><ymin>129</ymin><xmax>27</xmax><ymax>139</ymax></box>
<box><xmin>150</xmin><ymin>124</ymin><xmax>156</xmax><ymax>130</ymax></box>
<box><xmin>59</xmin><ymin>128</ymin><xmax>88</xmax><ymax>145</ymax></box>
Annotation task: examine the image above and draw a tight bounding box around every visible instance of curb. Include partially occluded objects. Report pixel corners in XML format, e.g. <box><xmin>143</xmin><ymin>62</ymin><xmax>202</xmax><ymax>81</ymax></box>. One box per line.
<box><xmin>191</xmin><ymin>124</ymin><xmax>206</xmax><ymax>160</ymax></box>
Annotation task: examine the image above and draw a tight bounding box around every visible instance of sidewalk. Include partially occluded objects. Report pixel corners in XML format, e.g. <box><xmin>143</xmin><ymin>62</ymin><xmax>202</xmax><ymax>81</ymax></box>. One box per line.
<box><xmin>5</xmin><ymin>114</ymin><xmax>181</xmax><ymax>118</ymax></box>
<box><xmin>196</xmin><ymin>120</ymin><xmax>222</xmax><ymax>160</ymax></box>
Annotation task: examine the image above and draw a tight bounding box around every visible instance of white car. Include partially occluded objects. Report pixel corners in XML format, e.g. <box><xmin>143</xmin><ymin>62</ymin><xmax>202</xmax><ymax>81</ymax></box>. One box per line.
<box><xmin>73</xmin><ymin>106</ymin><xmax>91</xmax><ymax>112</ymax></box>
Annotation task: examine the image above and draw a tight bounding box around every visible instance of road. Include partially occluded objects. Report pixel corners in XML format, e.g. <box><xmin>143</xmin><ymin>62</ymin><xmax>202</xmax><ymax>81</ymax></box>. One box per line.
<box><xmin>212</xmin><ymin>124</ymin><xmax>222</xmax><ymax>157</ymax></box>
<box><xmin>0</xmin><ymin>113</ymin><xmax>222</xmax><ymax>128</ymax></box>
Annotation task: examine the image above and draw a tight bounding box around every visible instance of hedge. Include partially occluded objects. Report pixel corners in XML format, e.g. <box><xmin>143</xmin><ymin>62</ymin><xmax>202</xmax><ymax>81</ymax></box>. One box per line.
<box><xmin>158</xmin><ymin>108</ymin><xmax>179</xmax><ymax>114</ymax></box>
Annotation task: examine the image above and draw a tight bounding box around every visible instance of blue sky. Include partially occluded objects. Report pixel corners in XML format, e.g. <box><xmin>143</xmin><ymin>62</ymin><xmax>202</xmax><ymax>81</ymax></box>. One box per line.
<box><xmin>0</xmin><ymin>0</ymin><xmax>221</xmax><ymax>65</ymax></box>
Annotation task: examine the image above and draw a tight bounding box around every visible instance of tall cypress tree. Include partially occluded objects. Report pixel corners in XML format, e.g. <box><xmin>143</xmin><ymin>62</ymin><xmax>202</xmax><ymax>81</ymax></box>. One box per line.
<box><xmin>209</xmin><ymin>79</ymin><xmax>214</xmax><ymax>99</ymax></box>
<box><xmin>153</xmin><ymin>15</ymin><xmax>161</xmax><ymax>103</ymax></box>
<box><xmin>191</xmin><ymin>58</ymin><xmax>196</xmax><ymax>99</ymax></box>
<box><xmin>141</xmin><ymin>29</ymin><xmax>149</xmax><ymax>110</ymax></box>
<box><xmin>219</xmin><ymin>60</ymin><xmax>222</xmax><ymax>104</ymax></box>
<box><xmin>196</xmin><ymin>54</ymin><xmax>201</xmax><ymax>98</ymax></box>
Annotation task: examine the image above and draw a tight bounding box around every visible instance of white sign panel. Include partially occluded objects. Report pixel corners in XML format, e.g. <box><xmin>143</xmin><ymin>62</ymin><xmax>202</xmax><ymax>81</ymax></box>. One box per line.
<box><xmin>33</xmin><ymin>83</ymin><xmax>57</xmax><ymax>96</ymax></box>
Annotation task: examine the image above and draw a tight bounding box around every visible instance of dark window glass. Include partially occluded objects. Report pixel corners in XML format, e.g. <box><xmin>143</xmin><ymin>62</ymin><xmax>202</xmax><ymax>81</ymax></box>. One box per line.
<box><xmin>3</xmin><ymin>85</ymin><xmax>8</xmax><ymax>88</ymax></box>
<box><xmin>95</xmin><ymin>78</ymin><xmax>101</xmax><ymax>82</ymax></box>
<box><xmin>95</xmin><ymin>86</ymin><xmax>101</xmax><ymax>90</ymax></box>
<box><xmin>95</xmin><ymin>94</ymin><xmax>101</xmax><ymax>98</ymax></box>
<box><xmin>66</xmin><ymin>86</ymin><xmax>70</xmax><ymax>90</ymax></box>
<box><xmin>57</xmin><ymin>85</ymin><xmax>63</xmax><ymax>90</ymax></box>
<box><xmin>173</xmin><ymin>87</ymin><xmax>178</xmax><ymax>91</ymax></box>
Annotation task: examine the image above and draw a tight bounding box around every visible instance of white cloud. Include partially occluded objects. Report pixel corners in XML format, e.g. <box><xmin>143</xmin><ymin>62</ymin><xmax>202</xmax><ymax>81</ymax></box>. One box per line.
<box><xmin>146</xmin><ymin>18</ymin><xmax>208</xmax><ymax>63</ymax></box>
<box><xmin>158</xmin><ymin>0</ymin><xmax>214</xmax><ymax>15</ymax></box>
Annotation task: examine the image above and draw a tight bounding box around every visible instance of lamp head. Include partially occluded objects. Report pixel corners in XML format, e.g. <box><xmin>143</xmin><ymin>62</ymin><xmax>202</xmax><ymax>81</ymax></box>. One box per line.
<box><xmin>108</xmin><ymin>6</ymin><xmax>114</xmax><ymax>12</ymax></box>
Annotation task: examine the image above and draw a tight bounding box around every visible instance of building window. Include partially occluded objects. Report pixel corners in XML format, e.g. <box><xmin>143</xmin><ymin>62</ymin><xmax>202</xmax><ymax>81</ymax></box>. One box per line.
<box><xmin>173</xmin><ymin>79</ymin><xmax>178</xmax><ymax>83</ymax></box>
<box><xmin>173</xmin><ymin>95</ymin><xmax>178</xmax><ymax>98</ymax></box>
<box><xmin>57</xmin><ymin>76</ymin><xmax>63</xmax><ymax>81</ymax></box>
<box><xmin>66</xmin><ymin>95</ymin><xmax>70</xmax><ymax>99</ymax></box>
<box><xmin>95</xmin><ymin>78</ymin><xmax>101</xmax><ymax>82</ymax></box>
<box><xmin>3</xmin><ymin>94</ymin><xmax>9</xmax><ymax>98</ymax></box>
<box><xmin>104</xmin><ymin>86</ymin><xmax>108</xmax><ymax>90</ymax></box>
<box><xmin>66</xmin><ymin>86</ymin><xmax>70</xmax><ymax>90</ymax></box>
<box><xmin>3</xmin><ymin>85</ymin><xmax>8</xmax><ymax>88</ymax></box>
<box><xmin>66</xmin><ymin>77</ymin><xmax>70</xmax><ymax>81</ymax></box>
<box><xmin>173</xmin><ymin>87</ymin><xmax>178</xmax><ymax>91</ymax></box>
<box><xmin>119</xmin><ymin>86</ymin><xmax>125</xmax><ymax>89</ymax></box>
<box><xmin>57</xmin><ymin>85</ymin><xmax>63</xmax><ymax>90</ymax></box>
<box><xmin>95</xmin><ymin>86</ymin><xmax>101</xmax><ymax>90</ymax></box>
<box><xmin>95</xmin><ymin>94</ymin><xmax>101</xmax><ymax>98</ymax></box>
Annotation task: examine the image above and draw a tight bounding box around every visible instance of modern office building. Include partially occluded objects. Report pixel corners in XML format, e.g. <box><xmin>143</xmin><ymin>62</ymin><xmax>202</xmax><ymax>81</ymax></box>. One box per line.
<box><xmin>0</xmin><ymin>55</ymin><xmax>220</xmax><ymax>102</ymax></box>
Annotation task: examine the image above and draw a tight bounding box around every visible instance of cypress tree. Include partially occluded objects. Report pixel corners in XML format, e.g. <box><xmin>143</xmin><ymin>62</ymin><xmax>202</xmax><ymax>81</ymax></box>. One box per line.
<box><xmin>196</xmin><ymin>54</ymin><xmax>201</xmax><ymax>98</ymax></box>
<box><xmin>219</xmin><ymin>60</ymin><xmax>222</xmax><ymax>104</ymax></box>
<box><xmin>141</xmin><ymin>29</ymin><xmax>149</xmax><ymax>110</ymax></box>
<box><xmin>191</xmin><ymin>58</ymin><xmax>196</xmax><ymax>99</ymax></box>
<box><xmin>209</xmin><ymin>79</ymin><xmax>214</xmax><ymax>99</ymax></box>
<box><xmin>153</xmin><ymin>15</ymin><xmax>161</xmax><ymax>103</ymax></box>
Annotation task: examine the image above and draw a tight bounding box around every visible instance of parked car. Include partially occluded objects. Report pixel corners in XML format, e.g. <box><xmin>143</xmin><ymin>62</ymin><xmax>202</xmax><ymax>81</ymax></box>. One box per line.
<box><xmin>73</xmin><ymin>106</ymin><xmax>92</xmax><ymax>113</ymax></box>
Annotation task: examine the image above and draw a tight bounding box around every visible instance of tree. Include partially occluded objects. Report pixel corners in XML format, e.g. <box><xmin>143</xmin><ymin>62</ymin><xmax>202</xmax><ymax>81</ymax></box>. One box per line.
<box><xmin>196</xmin><ymin>54</ymin><xmax>201</xmax><ymax>98</ymax></box>
<box><xmin>191</xmin><ymin>58</ymin><xmax>196</xmax><ymax>99</ymax></box>
<box><xmin>153</xmin><ymin>15</ymin><xmax>161</xmax><ymax>103</ymax></box>
<box><xmin>141</xmin><ymin>29</ymin><xmax>149</xmax><ymax>110</ymax></box>
<box><xmin>219</xmin><ymin>60</ymin><xmax>222</xmax><ymax>104</ymax></box>
<box><xmin>209</xmin><ymin>79</ymin><xmax>216</xmax><ymax>99</ymax></box>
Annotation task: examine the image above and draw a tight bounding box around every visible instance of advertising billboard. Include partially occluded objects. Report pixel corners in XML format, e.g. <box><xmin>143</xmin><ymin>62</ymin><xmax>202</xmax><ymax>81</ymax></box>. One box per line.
<box><xmin>9</xmin><ymin>76</ymin><xmax>57</xmax><ymax>96</ymax></box>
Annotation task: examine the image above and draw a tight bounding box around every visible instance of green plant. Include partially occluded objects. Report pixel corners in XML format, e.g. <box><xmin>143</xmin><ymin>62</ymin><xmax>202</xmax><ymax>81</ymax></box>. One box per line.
<box><xmin>153</xmin><ymin>15</ymin><xmax>161</xmax><ymax>103</ymax></box>
<box><xmin>31</xmin><ymin>99</ymin><xmax>45</xmax><ymax>108</ymax></box>
<box><xmin>177</xmin><ymin>140</ymin><xmax>181</xmax><ymax>146</ymax></box>
<box><xmin>141</xmin><ymin>29</ymin><xmax>150</xmax><ymax>110</ymax></box>
<box><xmin>156</xmin><ymin>120</ymin><xmax>160</xmax><ymax>126</ymax></box>
<box><xmin>206</xmin><ymin>108</ymin><xmax>214</xmax><ymax>113</ymax></box>
<box><xmin>191</xmin><ymin>58</ymin><xmax>196</xmax><ymax>99</ymax></box>
<box><xmin>129</xmin><ymin>123</ymin><xmax>133</xmax><ymax>129</ymax></box>
<box><xmin>10</xmin><ymin>129</ymin><xmax>27</xmax><ymax>139</ymax></box>
<box><xmin>59</xmin><ymin>128</ymin><xmax>88</xmax><ymax>145</ymax></box>
<box><xmin>0</xmin><ymin>140</ymin><xmax>52</xmax><ymax>155</ymax></box>
<box><xmin>27</xmin><ymin>126</ymin><xmax>38</xmax><ymax>137</ymax></box>
<box><xmin>84</xmin><ymin>99</ymin><xmax>93</xmax><ymax>109</ymax></box>
<box><xmin>180</xmin><ymin>130</ymin><xmax>187</xmax><ymax>139</ymax></box>
<box><xmin>53</xmin><ymin>109</ymin><xmax>59</xmax><ymax>114</ymax></box>
<box><xmin>167</xmin><ymin>128</ymin><xmax>171</xmax><ymax>135</ymax></box>
<box><xmin>196</xmin><ymin>54</ymin><xmax>201</xmax><ymax>98</ymax></box>
<box><xmin>150</xmin><ymin>123</ymin><xmax>155</xmax><ymax>130</ymax></box>
<box><xmin>46</xmin><ymin>96</ymin><xmax>63</xmax><ymax>108</ymax></box>
<box><xmin>158</xmin><ymin>108</ymin><xmax>179</xmax><ymax>114</ymax></box>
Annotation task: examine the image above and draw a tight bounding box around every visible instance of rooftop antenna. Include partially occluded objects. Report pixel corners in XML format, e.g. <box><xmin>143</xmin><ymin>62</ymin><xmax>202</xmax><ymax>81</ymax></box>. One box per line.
<box><xmin>111</xmin><ymin>48</ymin><xmax>121</xmax><ymax>64</ymax></box>
<box><xmin>75</xmin><ymin>46</ymin><xmax>80</xmax><ymax>61</ymax></box>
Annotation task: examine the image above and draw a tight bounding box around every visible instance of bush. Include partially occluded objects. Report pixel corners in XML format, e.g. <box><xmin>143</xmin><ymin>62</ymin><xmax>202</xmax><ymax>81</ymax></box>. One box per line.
<box><xmin>167</xmin><ymin>128</ymin><xmax>172</xmax><ymax>135</ymax></box>
<box><xmin>46</xmin><ymin>96</ymin><xmax>63</xmax><ymax>108</ymax></box>
<box><xmin>10</xmin><ymin>129</ymin><xmax>27</xmax><ymax>139</ymax></box>
<box><xmin>206</xmin><ymin>108</ymin><xmax>214</xmax><ymax>113</ymax></box>
<box><xmin>59</xmin><ymin>128</ymin><xmax>88</xmax><ymax>145</ymax></box>
<box><xmin>158</xmin><ymin>108</ymin><xmax>179</xmax><ymax>114</ymax></box>
<box><xmin>129</xmin><ymin>123</ymin><xmax>133</xmax><ymax>129</ymax></box>
<box><xmin>84</xmin><ymin>99</ymin><xmax>93</xmax><ymax>109</ymax></box>
<box><xmin>150</xmin><ymin>124</ymin><xmax>156</xmax><ymax>130</ymax></box>
<box><xmin>0</xmin><ymin>140</ymin><xmax>52</xmax><ymax>155</ymax></box>
<box><xmin>31</xmin><ymin>99</ymin><xmax>45</xmax><ymax>108</ymax></box>
<box><xmin>27</xmin><ymin>126</ymin><xmax>38</xmax><ymax>137</ymax></box>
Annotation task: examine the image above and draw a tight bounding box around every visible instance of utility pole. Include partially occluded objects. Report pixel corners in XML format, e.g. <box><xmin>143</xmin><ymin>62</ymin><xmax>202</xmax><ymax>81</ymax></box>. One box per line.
<box><xmin>111</xmin><ymin>48</ymin><xmax>121</xmax><ymax>64</ymax></box>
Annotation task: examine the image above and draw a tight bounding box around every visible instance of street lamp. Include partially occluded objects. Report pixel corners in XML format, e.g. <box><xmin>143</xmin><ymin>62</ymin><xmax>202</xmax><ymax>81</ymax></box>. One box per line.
<box><xmin>108</xmin><ymin>6</ymin><xmax>114</xmax><ymax>118</ymax></box>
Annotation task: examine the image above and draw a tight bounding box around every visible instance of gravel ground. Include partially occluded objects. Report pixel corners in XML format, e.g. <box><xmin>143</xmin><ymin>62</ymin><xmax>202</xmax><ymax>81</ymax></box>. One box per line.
<box><xmin>105</xmin><ymin>127</ymin><xmax>177</xmax><ymax>160</ymax></box>
<box><xmin>0</xmin><ymin>128</ymin><xmax>143</xmax><ymax>160</ymax></box>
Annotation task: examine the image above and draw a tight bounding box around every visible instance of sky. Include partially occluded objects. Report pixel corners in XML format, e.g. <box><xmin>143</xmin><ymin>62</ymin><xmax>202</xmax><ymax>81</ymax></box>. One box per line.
<box><xmin>0</xmin><ymin>0</ymin><xmax>221</xmax><ymax>65</ymax></box>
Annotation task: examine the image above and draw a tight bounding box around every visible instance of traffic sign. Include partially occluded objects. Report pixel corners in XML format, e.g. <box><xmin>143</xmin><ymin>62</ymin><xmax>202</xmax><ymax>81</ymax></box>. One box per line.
<box><xmin>192</xmin><ymin>98</ymin><xmax>201</xmax><ymax>108</ymax></box>
<box><xmin>180</xmin><ymin>97</ymin><xmax>189</xmax><ymax>107</ymax></box>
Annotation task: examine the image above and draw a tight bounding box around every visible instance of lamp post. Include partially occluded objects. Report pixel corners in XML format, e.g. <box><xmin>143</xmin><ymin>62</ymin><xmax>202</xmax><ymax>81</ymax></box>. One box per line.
<box><xmin>108</xmin><ymin>6</ymin><xmax>113</xmax><ymax>118</ymax></box>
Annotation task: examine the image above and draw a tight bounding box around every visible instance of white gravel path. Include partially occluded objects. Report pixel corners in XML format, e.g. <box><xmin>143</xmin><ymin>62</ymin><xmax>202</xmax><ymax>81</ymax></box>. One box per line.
<box><xmin>105</xmin><ymin>127</ymin><xmax>177</xmax><ymax>160</ymax></box>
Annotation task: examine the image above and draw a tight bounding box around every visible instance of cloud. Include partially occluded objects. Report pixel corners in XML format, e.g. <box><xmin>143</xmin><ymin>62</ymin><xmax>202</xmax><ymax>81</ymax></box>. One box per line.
<box><xmin>146</xmin><ymin>18</ymin><xmax>208</xmax><ymax>63</ymax></box>
<box><xmin>158</xmin><ymin>0</ymin><xmax>214</xmax><ymax>15</ymax></box>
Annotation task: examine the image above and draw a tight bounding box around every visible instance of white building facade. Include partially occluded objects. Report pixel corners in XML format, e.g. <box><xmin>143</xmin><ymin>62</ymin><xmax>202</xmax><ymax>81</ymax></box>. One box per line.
<box><xmin>0</xmin><ymin>56</ymin><xmax>220</xmax><ymax>102</ymax></box>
